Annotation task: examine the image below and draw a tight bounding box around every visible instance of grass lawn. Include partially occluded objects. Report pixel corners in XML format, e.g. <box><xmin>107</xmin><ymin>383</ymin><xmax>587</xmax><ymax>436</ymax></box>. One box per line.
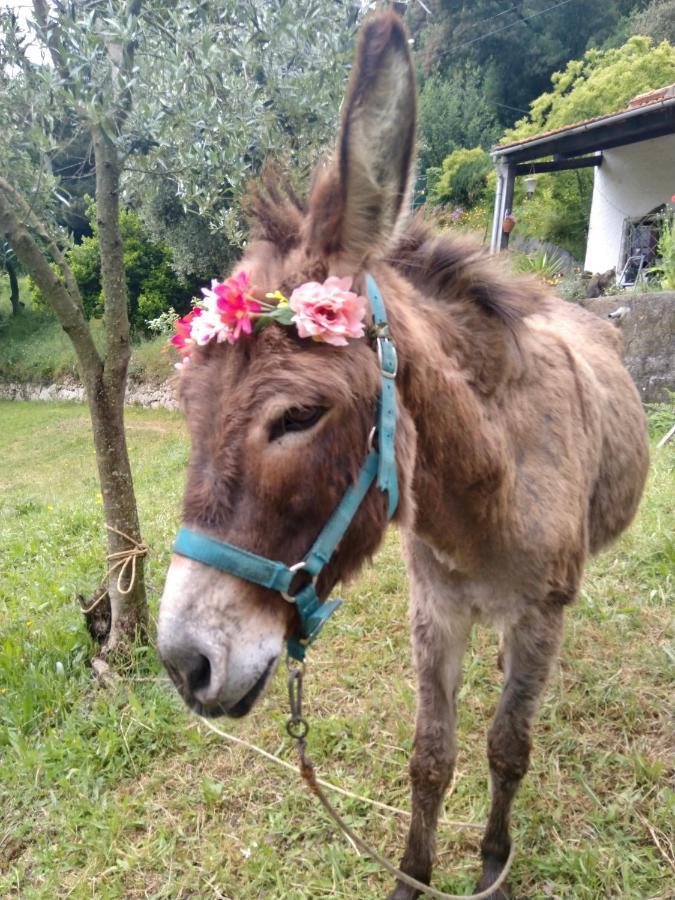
<box><xmin>0</xmin><ymin>282</ymin><xmax>173</xmax><ymax>384</ymax></box>
<box><xmin>1</xmin><ymin>400</ymin><xmax>673</xmax><ymax>899</ymax></box>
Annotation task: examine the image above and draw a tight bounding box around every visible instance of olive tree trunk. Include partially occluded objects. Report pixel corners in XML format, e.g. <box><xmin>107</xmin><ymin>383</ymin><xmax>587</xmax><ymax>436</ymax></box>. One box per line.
<box><xmin>7</xmin><ymin>257</ymin><xmax>20</xmax><ymax>315</ymax></box>
<box><xmin>90</xmin><ymin>125</ymin><xmax>148</xmax><ymax>644</ymax></box>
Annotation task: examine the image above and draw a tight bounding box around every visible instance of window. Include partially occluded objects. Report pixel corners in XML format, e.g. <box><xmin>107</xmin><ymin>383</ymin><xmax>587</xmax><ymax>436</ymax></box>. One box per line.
<box><xmin>619</xmin><ymin>206</ymin><xmax>665</xmax><ymax>287</ymax></box>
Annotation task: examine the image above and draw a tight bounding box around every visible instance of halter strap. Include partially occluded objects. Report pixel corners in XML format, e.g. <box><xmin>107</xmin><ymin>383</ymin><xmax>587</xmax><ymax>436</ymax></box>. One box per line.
<box><xmin>367</xmin><ymin>274</ymin><xmax>398</xmax><ymax>518</ymax></box>
<box><xmin>173</xmin><ymin>274</ymin><xmax>398</xmax><ymax>661</ymax></box>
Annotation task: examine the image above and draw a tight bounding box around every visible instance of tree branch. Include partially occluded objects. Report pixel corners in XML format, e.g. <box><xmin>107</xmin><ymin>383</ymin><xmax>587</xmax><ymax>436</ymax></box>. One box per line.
<box><xmin>106</xmin><ymin>0</ymin><xmax>144</xmax><ymax>131</ymax></box>
<box><xmin>32</xmin><ymin>0</ymin><xmax>74</xmax><ymax>89</ymax></box>
<box><xmin>0</xmin><ymin>185</ymin><xmax>102</xmax><ymax>383</ymax></box>
<box><xmin>0</xmin><ymin>176</ymin><xmax>83</xmax><ymax>309</ymax></box>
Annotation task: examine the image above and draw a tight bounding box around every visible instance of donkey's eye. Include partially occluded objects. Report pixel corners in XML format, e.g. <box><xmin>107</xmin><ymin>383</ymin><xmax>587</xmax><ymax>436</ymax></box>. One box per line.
<box><xmin>269</xmin><ymin>406</ymin><xmax>327</xmax><ymax>441</ymax></box>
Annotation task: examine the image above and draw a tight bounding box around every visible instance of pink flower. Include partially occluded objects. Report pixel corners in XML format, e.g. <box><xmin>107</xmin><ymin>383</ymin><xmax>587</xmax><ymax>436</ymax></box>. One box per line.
<box><xmin>289</xmin><ymin>276</ymin><xmax>366</xmax><ymax>347</ymax></box>
<box><xmin>201</xmin><ymin>271</ymin><xmax>261</xmax><ymax>342</ymax></box>
<box><xmin>170</xmin><ymin>308</ymin><xmax>200</xmax><ymax>354</ymax></box>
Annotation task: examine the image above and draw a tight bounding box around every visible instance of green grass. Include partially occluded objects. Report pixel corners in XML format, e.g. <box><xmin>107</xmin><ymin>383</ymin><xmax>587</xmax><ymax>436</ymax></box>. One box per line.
<box><xmin>0</xmin><ymin>283</ymin><xmax>173</xmax><ymax>384</ymax></box>
<box><xmin>1</xmin><ymin>401</ymin><xmax>673</xmax><ymax>899</ymax></box>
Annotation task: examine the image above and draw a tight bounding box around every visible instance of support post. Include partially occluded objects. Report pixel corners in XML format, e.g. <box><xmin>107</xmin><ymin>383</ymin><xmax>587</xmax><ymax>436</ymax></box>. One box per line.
<box><xmin>490</xmin><ymin>164</ymin><xmax>506</xmax><ymax>254</ymax></box>
<box><xmin>499</xmin><ymin>164</ymin><xmax>516</xmax><ymax>251</ymax></box>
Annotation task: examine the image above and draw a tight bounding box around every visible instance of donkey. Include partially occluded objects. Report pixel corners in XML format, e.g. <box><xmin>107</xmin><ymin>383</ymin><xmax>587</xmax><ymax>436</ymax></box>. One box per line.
<box><xmin>158</xmin><ymin>11</ymin><xmax>649</xmax><ymax>898</ymax></box>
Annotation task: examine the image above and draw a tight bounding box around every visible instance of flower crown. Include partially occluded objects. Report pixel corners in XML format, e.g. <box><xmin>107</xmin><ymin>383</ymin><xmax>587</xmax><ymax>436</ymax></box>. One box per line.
<box><xmin>170</xmin><ymin>272</ymin><xmax>367</xmax><ymax>369</ymax></box>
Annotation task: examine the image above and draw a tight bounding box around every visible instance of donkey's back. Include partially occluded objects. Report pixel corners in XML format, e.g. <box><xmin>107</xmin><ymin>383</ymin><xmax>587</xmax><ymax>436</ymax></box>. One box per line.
<box><xmin>517</xmin><ymin>295</ymin><xmax>649</xmax><ymax>558</ymax></box>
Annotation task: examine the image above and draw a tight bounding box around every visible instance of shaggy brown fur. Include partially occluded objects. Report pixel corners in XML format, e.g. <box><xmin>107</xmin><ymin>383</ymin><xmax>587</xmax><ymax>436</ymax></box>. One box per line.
<box><xmin>163</xmin><ymin>11</ymin><xmax>649</xmax><ymax>899</ymax></box>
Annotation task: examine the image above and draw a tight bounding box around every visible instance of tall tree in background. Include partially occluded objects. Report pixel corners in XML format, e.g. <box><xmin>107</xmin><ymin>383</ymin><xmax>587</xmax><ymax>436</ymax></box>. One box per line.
<box><xmin>630</xmin><ymin>0</ymin><xmax>675</xmax><ymax>44</ymax></box>
<box><xmin>417</xmin><ymin>67</ymin><xmax>499</xmax><ymax>170</ymax></box>
<box><xmin>407</xmin><ymin>0</ymin><xmax>652</xmax><ymax>132</ymax></box>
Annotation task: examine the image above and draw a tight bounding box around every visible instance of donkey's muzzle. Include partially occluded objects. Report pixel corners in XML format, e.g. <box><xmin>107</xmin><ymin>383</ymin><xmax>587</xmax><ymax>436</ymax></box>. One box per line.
<box><xmin>158</xmin><ymin>554</ymin><xmax>286</xmax><ymax>716</ymax></box>
<box><xmin>159</xmin><ymin>631</ymin><xmax>277</xmax><ymax>718</ymax></box>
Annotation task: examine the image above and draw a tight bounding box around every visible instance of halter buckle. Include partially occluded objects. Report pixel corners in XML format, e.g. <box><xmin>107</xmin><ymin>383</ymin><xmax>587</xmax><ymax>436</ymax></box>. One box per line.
<box><xmin>376</xmin><ymin>336</ymin><xmax>398</xmax><ymax>379</ymax></box>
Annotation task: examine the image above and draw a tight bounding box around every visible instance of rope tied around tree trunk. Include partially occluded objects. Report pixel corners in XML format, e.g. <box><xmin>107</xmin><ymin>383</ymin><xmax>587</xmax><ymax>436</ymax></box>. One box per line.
<box><xmin>79</xmin><ymin>525</ymin><xmax>148</xmax><ymax>614</ymax></box>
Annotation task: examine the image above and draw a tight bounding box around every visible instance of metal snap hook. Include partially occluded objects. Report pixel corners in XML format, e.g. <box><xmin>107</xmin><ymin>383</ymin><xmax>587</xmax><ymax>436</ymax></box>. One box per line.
<box><xmin>286</xmin><ymin>657</ymin><xmax>309</xmax><ymax>740</ymax></box>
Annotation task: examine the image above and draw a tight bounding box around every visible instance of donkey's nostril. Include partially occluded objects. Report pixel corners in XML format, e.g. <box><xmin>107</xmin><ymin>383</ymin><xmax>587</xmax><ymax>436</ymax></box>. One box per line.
<box><xmin>186</xmin><ymin>652</ymin><xmax>211</xmax><ymax>694</ymax></box>
<box><xmin>159</xmin><ymin>639</ymin><xmax>217</xmax><ymax>702</ymax></box>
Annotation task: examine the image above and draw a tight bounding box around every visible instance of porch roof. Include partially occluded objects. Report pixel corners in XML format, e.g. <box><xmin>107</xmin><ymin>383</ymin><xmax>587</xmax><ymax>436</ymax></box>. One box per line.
<box><xmin>492</xmin><ymin>85</ymin><xmax>675</xmax><ymax>165</ymax></box>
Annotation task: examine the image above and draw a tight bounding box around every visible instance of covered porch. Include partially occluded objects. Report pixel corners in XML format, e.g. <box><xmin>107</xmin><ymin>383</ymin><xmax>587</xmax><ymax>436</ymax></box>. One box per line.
<box><xmin>490</xmin><ymin>86</ymin><xmax>675</xmax><ymax>276</ymax></box>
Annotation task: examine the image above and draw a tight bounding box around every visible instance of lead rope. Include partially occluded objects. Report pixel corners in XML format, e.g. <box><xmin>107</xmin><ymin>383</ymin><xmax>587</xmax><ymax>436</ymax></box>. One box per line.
<box><xmin>198</xmin><ymin>666</ymin><xmax>514</xmax><ymax>898</ymax></box>
<box><xmin>284</xmin><ymin>662</ymin><xmax>514</xmax><ymax>900</ymax></box>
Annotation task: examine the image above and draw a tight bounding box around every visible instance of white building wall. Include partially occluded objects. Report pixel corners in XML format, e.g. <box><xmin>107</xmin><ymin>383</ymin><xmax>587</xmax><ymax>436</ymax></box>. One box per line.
<box><xmin>584</xmin><ymin>134</ymin><xmax>675</xmax><ymax>274</ymax></box>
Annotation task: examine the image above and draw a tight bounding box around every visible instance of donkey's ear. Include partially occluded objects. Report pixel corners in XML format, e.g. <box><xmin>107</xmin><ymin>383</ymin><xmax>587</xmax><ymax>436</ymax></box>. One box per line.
<box><xmin>309</xmin><ymin>11</ymin><xmax>416</xmax><ymax>265</ymax></box>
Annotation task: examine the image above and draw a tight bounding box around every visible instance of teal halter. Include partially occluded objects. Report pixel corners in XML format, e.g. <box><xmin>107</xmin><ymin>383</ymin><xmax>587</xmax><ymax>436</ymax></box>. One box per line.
<box><xmin>172</xmin><ymin>275</ymin><xmax>398</xmax><ymax>661</ymax></box>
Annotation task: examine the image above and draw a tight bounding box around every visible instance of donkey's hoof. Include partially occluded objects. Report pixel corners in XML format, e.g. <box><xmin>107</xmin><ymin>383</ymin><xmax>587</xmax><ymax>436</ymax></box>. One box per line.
<box><xmin>474</xmin><ymin>889</ymin><xmax>510</xmax><ymax>900</ymax></box>
<box><xmin>386</xmin><ymin>884</ymin><xmax>421</xmax><ymax>900</ymax></box>
<box><xmin>475</xmin><ymin>869</ymin><xmax>512</xmax><ymax>900</ymax></box>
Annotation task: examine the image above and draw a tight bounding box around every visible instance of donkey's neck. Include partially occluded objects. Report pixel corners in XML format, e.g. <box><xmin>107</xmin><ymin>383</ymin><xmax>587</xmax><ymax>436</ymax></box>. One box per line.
<box><xmin>386</xmin><ymin>272</ymin><xmax>517</xmax><ymax>562</ymax></box>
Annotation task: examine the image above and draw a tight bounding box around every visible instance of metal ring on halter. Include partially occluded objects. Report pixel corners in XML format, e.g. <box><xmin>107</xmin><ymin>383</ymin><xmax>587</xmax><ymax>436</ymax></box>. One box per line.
<box><xmin>367</xmin><ymin>426</ymin><xmax>376</xmax><ymax>452</ymax></box>
<box><xmin>281</xmin><ymin>561</ymin><xmax>318</xmax><ymax>604</ymax></box>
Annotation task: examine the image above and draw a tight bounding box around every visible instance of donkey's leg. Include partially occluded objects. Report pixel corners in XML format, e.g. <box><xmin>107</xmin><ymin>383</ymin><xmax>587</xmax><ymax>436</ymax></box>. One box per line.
<box><xmin>476</xmin><ymin>604</ymin><xmax>564</xmax><ymax>899</ymax></box>
<box><xmin>389</xmin><ymin>543</ymin><xmax>473</xmax><ymax>900</ymax></box>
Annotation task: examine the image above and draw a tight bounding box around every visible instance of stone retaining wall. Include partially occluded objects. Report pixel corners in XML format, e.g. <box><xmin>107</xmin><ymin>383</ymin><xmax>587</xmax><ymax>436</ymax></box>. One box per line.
<box><xmin>578</xmin><ymin>292</ymin><xmax>675</xmax><ymax>403</ymax></box>
<box><xmin>0</xmin><ymin>376</ymin><xmax>178</xmax><ymax>410</ymax></box>
<box><xmin>1</xmin><ymin>292</ymin><xmax>673</xmax><ymax>407</ymax></box>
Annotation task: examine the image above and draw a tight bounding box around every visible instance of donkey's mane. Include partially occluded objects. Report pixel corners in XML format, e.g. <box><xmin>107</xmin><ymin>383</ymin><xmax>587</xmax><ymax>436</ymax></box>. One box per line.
<box><xmin>389</xmin><ymin>216</ymin><xmax>536</xmax><ymax>328</ymax></box>
<box><xmin>245</xmin><ymin>167</ymin><xmax>306</xmax><ymax>254</ymax></box>
<box><xmin>246</xmin><ymin>173</ymin><xmax>537</xmax><ymax>329</ymax></box>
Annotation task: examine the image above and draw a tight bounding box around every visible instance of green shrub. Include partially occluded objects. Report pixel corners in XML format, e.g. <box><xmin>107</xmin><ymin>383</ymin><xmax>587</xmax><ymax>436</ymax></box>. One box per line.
<box><xmin>513</xmin><ymin>249</ymin><xmax>566</xmax><ymax>282</ymax></box>
<box><xmin>27</xmin><ymin>204</ymin><xmax>199</xmax><ymax>332</ymax></box>
<box><xmin>68</xmin><ymin>233</ymin><xmax>101</xmax><ymax>316</ymax></box>
<box><xmin>429</xmin><ymin>147</ymin><xmax>492</xmax><ymax>209</ymax></box>
<box><xmin>513</xmin><ymin>170</ymin><xmax>592</xmax><ymax>260</ymax></box>
<box><xmin>649</xmin><ymin>213</ymin><xmax>675</xmax><ymax>290</ymax></box>
<box><xmin>146</xmin><ymin>308</ymin><xmax>179</xmax><ymax>336</ymax></box>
